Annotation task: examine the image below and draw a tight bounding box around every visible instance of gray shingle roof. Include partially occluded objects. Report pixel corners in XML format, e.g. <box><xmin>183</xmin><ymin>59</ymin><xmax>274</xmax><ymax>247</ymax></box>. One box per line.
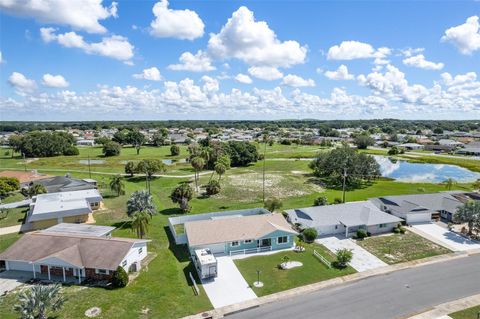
<box><xmin>285</xmin><ymin>201</ymin><xmax>402</xmax><ymax>228</ymax></box>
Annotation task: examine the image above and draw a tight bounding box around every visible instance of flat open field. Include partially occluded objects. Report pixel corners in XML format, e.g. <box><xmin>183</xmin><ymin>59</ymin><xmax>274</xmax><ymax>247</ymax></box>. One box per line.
<box><xmin>0</xmin><ymin>144</ymin><xmax>474</xmax><ymax>318</ymax></box>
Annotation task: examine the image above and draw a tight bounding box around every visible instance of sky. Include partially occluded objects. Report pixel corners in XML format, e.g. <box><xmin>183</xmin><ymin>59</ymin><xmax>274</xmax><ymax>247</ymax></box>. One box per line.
<box><xmin>0</xmin><ymin>0</ymin><xmax>479</xmax><ymax>121</ymax></box>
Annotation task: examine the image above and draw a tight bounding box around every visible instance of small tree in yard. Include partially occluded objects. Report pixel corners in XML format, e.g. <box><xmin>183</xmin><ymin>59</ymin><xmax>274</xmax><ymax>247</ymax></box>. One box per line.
<box><xmin>314</xmin><ymin>196</ymin><xmax>328</xmax><ymax>206</ymax></box>
<box><xmin>302</xmin><ymin>227</ymin><xmax>318</xmax><ymax>243</ymax></box>
<box><xmin>127</xmin><ymin>190</ymin><xmax>156</xmax><ymax>217</ymax></box>
<box><xmin>335</xmin><ymin>249</ymin><xmax>353</xmax><ymax>268</ymax></box>
<box><xmin>109</xmin><ymin>175</ymin><xmax>125</xmax><ymax>197</ymax></box>
<box><xmin>14</xmin><ymin>284</ymin><xmax>65</xmax><ymax>319</ymax></box>
<box><xmin>112</xmin><ymin>266</ymin><xmax>129</xmax><ymax>288</ymax></box>
<box><xmin>191</xmin><ymin>156</ymin><xmax>205</xmax><ymax>192</ymax></box>
<box><xmin>356</xmin><ymin>229</ymin><xmax>368</xmax><ymax>239</ymax></box>
<box><xmin>124</xmin><ymin>161</ymin><xmax>137</xmax><ymax>177</ymax></box>
<box><xmin>454</xmin><ymin>201</ymin><xmax>480</xmax><ymax>236</ymax></box>
<box><xmin>170</xmin><ymin>183</ymin><xmax>193</xmax><ymax>213</ymax></box>
<box><xmin>264</xmin><ymin>197</ymin><xmax>283</xmax><ymax>212</ymax></box>
<box><xmin>206</xmin><ymin>180</ymin><xmax>221</xmax><ymax>196</ymax></box>
<box><xmin>27</xmin><ymin>184</ymin><xmax>47</xmax><ymax>197</ymax></box>
<box><xmin>170</xmin><ymin>145</ymin><xmax>180</xmax><ymax>156</ymax></box>
<box><xmin>214</xmin><ymin>162</ymin><xmax>227</xmax><ymax>181</ymax></box>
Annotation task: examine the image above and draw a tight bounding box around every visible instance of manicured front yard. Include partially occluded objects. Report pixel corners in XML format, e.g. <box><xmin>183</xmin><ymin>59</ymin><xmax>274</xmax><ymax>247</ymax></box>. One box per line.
<box><xmin>234</xmin><ymin>243</ymin><xmax>356</xmax><ymax>296</ymax></box>
<box><xmin>450</xmin><ymin>305</ymin><xmax>480</xmax><ymax>319</ymax></box>
<box><xmin>0</xmin><ymin>207</ymin><xmax>28</xmax><ymax>227</ymax></box>
<box><xmin>357</xmin><ymin>231</ymin><xmax>451</xmax><ymax>264</ymax></box>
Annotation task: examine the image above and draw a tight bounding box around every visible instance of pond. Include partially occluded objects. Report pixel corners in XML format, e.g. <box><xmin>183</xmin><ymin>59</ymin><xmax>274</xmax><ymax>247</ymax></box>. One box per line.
<box><xmin>78</xmin><ymin>159</ymin><xmax>105</xmax><ymax>165</ymax></box>
<box><xmin>374</xmin><ymin>156</ymin><xmax>480</xmax><ymax>183</ymax></box>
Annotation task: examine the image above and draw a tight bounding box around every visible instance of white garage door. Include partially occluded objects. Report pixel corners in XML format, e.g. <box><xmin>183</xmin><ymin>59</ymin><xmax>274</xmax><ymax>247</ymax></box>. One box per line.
<box><xmin>7</xmin><ymin>261</ymin><xmax>33</xmax><ymax>272</ymax></box>
<box><xmin>407</xmin><ymin>213</ymin><xmax>431</xmax><ymax>224</ymax></box>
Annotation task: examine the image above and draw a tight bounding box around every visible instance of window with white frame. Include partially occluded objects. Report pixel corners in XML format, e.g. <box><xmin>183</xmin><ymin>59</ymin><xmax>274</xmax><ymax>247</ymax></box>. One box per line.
<box><xmin>138</xmin><ymin>247</ymin><xmax>143</xmax><ymax>255</ymax></box>
<box><xmin>122</xmin><ymin>260</ymin><xmax>127</xmax><ymax>267</ymax></box>
<box><xmin>244</xmin><ymin>239</ymin><xmax>252</xmax><ymax>244</ymax></box>
<box><xmin>230</xmin><ymin>241</ymin><xmax>240</xmax><ymax>247</ymax></box>
<box><xmin>96</xmin><ymin>269</ymin><xmax>109</xmax><ymax>275</ymax></box>
<box><xmin>277</xmin><ymin>236</ymin><xmax>288</xmax><ymax>244</ymax></box>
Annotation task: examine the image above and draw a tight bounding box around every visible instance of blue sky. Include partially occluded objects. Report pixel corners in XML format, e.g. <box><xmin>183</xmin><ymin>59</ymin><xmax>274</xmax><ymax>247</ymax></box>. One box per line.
<box><xmin>0</xmin><ymin>0</ymin><xmax>479</xmax><ymax>121</ymax></box>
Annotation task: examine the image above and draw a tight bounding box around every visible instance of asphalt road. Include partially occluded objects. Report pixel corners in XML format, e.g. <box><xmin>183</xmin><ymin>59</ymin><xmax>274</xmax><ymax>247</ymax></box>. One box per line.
<box><xmin>228</xmin><ymin>254</ymin><xmax>480</xmax><ymax>319</ymax></box>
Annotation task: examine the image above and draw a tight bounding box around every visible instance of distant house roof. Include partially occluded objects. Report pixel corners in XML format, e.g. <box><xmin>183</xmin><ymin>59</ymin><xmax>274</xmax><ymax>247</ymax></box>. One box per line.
<box><xmin>27</xmin><ymin>189</ymin><xmax>102</xmax><ymax>222</ymax></box>
<box><xmin>41</xmin><ymin>223</ymin><xmax>114</xmax><ymax>237</ymax></box>
<box><xmin>285</xmin><ymin>201</ymin><xmax>402</xmax><ymax>229</ymax></box>
<box><xmin>185</xmin><ymin>213</ymin><xmax>297</xmax><ymax>246</ymax></box>
<box><xmin>0</xmin><ymin>232</ymin><xmax>147</xmax><ymax>270</ymax></box>
<box><xmin>0</xmin><ymin>170</ymin><xmax>51</xmax><ymax>184</ymax></box>
<box><xmin>370</xmin><ymin>191</ymin><xmax>468</xmax><ymax>215</ymax></box>
<box><xmin>33</xmin><ymin>175</ymin><xmax>96</xmax><ymax>193</ymax></box>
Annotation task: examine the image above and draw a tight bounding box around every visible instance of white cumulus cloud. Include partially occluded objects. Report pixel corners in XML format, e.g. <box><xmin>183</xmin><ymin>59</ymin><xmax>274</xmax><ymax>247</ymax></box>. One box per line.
<box><xmin>248</xmin><ymin>66</ymin><xmax>283</xmax><ymax>81</ymax></box>
<box><xmin>133</xmin><ymin>67</ymin><xmax>162</xmax><ymax>81</ymax></box>
<box><xmin>150</xmin><ymin>0</ymin><xmax>204</xmax><ymax>40</ymax></box>
<box><xmin>40</xmin><ymin>28</ymin><xmax>134</xmax><ymax>63</ymax></box>
<box><xmin>168</xmin><ymin>50</ymin><xmax>215</xmax><ymax>72</ymax></box>
<box><xmin>42</xmin><ymin>73</ymin><xmax>69</xmax><ymax>87</ymax></box>
<box><xmin>208</xmin><ymin>6</ymin><xmax>307</xmax><ymax>68</ymax></box>
<box><xmin>0</xmin><ymin>0</ymin><xmax>117</xmax><ymax>34</ymax></box>
<box><xmin>235</xmin><ymin>73</ymin><xmax>252</xmax><ymax>84</ymax></box>
<box><xmin>441</xmin><ymin>72</ymin><xmax>477</xmax><ymax>86</ymax></box>
<box><xmin>281</xmin><ymin>74</ymin><xmax>315</xmax><ymax>87</ymax></box>
<box><xmin>8</xmin><ymin>72</ymin><xmax>36</xmax><ymax>94</ymax></box>
<box><xmin>441</xmin><ymin>16</ymin><xmax>480</xmax><ymax>54</ymax></box>
<box><xmin>324</xmin><ymin>65</ymin><xmax>354</xmax><ymax>80</ymax></box>
<box><xmin>327</xmin><ymin>41</ymin><xmax>391</xmax><ymax>62</ymax></box>
<box><xmin>403</xmin><ymin>54</ymin><xmax>444</xmax><ymax>70</ymax></box>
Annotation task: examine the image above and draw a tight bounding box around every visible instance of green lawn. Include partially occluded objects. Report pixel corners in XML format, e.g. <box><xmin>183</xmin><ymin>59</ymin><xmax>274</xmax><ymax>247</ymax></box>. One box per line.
<box><xmin>0</xmin><ymin>144</ymin><xmax>474</xmax><ymax>318</ymax></box>
<box><xmin>450</xmin><ymin>305</ymin><xmax>480</xmax><ymax>319</ymax></box>
<box><xmin>0</xmin><ymin>206</ymin><xmax>28</xmax><ymax>227</ymax></box>
<box><xmin>356</xmin><ymin>231</ymin><xmax>451</xmax><ymax>264</ymax></box>
<box><xmin>234</xmin><ymin>243</ymin><xmax>355</xmax><ymax>296</ymax></box>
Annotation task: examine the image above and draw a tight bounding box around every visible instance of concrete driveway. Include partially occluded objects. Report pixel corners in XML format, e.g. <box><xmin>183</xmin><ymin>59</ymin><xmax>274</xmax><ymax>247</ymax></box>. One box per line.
<box><xmin>316</xmin><ymin>236</ymin><xmax>387</xmax><ymax>272</ymax></box>
<box><xmin>201</xmin><ymin>256</ymin><xmax>257</xmax><ymax>309</ymax></box>
<box><xmin>0</xmin><ymin>270</ymin><xmax>30</xmax><ymax>295</ymax></box>
<box><xmin>412</xmin><ymin>223</ymin><xmax>480</xmax><ymax>251</ymax></box>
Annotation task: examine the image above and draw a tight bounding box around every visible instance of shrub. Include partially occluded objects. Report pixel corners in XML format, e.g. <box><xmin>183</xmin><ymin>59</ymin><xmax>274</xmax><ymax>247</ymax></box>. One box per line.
<box><xmin>302</xmin><ymin>227</ymin><xmax>318</xmax><ymax>243</ymax></box>
<box><xmin>314</xmin><ymin>196</ymin><xmax>328</xmax><ymax>206</ymax></box>
<box><xmin>335</xmin><ymin>248</ymin><xmax>353</xmax><ymax>268</ymax></box>
<box><xmin>264</xmin><ymin>197</ymin><xmax>283</xmax><ymax>212</ymax></box>
<box><xmin>63</xmin><ymin>146</ymin><xmax>79</xmax><ymax>156</ymax></box>
<box><xmin>356</xmin><ymin>229</ymin><xmax>368</xmax><ymax>239</ymax></box>
<box><xmin>205</xmin><ymin>180</ymin><xmax>221</xmax><ymax>195</ymax></box>
<box><xmin>333</xmin><ymin>198</ymin><xmax>343</xmax><ymax>204</ymax></box>
<box><xmin>393</xmin><ymin>227</ymin><xmax>401</xmax><ymax>234</ymax></box>
<box><xmin>103</xmin><ymin>141</ymin><xmax>121</xmax><ymax>157</ymax></box>
<box><xmin>111</xmin><ymin>266</ymin><xmax>128</xmax><ymax>288</ymax></box>
<box><xmin>399</xmin><ymin>226</ymin><xmax>406</xmax><ymax>234</ymax></box>
<box><xmin>170</xmin><ymin>145</ymin><xmax>180</xmax><ymax>156</ymax></box>
<box><xmin>124</xmin><ymin>161</ymin><xmax>137</xmax><ymax>177</ymax></box>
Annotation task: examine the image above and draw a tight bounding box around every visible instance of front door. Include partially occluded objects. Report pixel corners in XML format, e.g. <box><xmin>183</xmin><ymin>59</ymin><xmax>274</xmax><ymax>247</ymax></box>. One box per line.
<box><xmin>257</xmin><ymin>238</ymin><xmax>271</xmax><ymax>247</ymax></box>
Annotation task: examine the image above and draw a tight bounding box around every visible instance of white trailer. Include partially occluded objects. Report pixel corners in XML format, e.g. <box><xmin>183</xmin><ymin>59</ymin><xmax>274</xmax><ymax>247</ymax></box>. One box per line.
<box><xmin>193</xmin><ymin>249</ymin><xmax>217</xmax><ymax>279</ymax></box>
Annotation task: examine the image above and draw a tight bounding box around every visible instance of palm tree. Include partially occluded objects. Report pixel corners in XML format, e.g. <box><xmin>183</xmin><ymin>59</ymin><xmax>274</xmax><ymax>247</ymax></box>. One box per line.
<box><xmin>131</xmin><ymin>211</ymin><xmax>150</xmax><ymax>239</ymax></box>
<box><xmin>214</xmin><ymin>162</ymin><xmax>226</xmax><ymax>181</ymax></box>
<box><xmin>27</xmin><ymin>184</ymin><xmax>47</xmax><ymax>198</ymax></box>
<box><xmin>170</xmin><ymin>183</ymin><xmax>194</xmax><ymax>213</ymax></box>
<box><xmin>191</xmin><ymin>156</ymin><xmax>205</xmax><ymax>192</ymax></box>
<box><xmin>109</xmin><ymin>175</ymin><xmax>125</xmax><ymax>197</ymax></box>
<box><xmin>14</xmin><ymin>284</ymin><xmax>65</xmax><ymax>319</ymax></box>
<box><xmin>443</xmin><ymin>178</ymin><xmax>457</xmax><ymax>191</ymax></box>
<box><xmin>126</xmin><ymin>190</ymin><xmax>156</xmax><ymax>217</ymax></box>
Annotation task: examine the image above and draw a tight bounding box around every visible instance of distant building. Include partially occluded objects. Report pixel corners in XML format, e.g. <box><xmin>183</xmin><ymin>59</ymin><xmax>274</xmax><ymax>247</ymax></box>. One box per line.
<box><xmin>33</xmin><ymin>175</ymin><xmax>97</xmax><ymax>193</ymax></box>
<box><xmin>76</xmin><ymin>139</ymin><xmax>95</xmax><ymax>146</ymax></box>
<box><xmin>398</xmin><ymin>143</ymin><xmax>424</xmax><ymax>150</ymax></box>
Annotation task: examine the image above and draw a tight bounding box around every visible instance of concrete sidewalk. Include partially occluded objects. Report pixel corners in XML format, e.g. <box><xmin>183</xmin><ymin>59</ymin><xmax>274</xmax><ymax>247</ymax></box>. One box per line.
<box><xmin>0</xmin><ymin>224</ymin><xmax>22</xmax><ymax>235</ymax></box>
<box><xmin>406</xmin><ymin>293</ymin><xmax>480</xmax><ymax>319</ymax></box>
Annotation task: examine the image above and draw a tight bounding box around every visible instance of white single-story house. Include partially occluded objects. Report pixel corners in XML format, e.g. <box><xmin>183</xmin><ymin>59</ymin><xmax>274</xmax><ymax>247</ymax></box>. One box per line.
<box><xmin>0</xmin><ymin>224</ymin><xmax>149</xmax><ymax>283</ymax></box>
<box><xmin>185</xmin><ymin>213</ymin><xmax>297</xmax><ymax>256</ymax></box>
<box><xmin>285</xmin><ymin>201</ymin><xmax>402</xmax><ymax>237</ymax></box>
<box><xmin>26</xmin><ymin>189</ymin><xmax>103</xmax><ymax>230</ymax></box>
<box><xmin>369</xmin><ymin>191</ymin><xmax>477</xmax><ymax>223</ymax></box>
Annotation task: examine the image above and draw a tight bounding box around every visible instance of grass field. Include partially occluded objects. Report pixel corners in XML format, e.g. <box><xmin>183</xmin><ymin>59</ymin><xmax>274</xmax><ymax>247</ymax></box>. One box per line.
<box><xmin>234</xmin><ymin>243</ymin><xmax>355</xmax><ymax>296</ymax></box>
<box><xmin>0</xmin><ymin>143</ymin><xmax>475</xmax><ymax>318</ymax></box>
<box><xmin>450</xmin><ymin>305</ymin><xmax>480</xmax><ymax>319</ymax></box>
<box><xmin>356</xmin><ymin>231</ymin><xmax>451</xmax><ymax>264</ymax></box>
